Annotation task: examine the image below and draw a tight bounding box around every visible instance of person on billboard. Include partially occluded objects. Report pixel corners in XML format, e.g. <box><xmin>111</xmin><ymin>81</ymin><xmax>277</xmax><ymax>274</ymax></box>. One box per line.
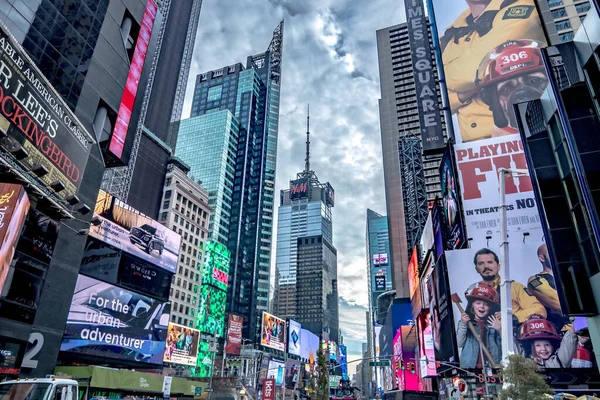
<box><xmin>519</xmin><ymin>316</ymin><xmax>577</xmax><ymax>368</ymax></box>
<box><xmin>439</xmin><ymin>0</ymin><xmax>546</xmax><ymax>142</ymax></box>
<box><xmin>475</xmin><ymin>40</ymin><xmax>549</xmax><ymax>137</ymax></box>
<box><xmin>466</xmin><ymin>248</ymin><xmax>546</xmax><ymax>323</ymax></box>
<box><xmin>457</xmin><ymin>283</ymin><xmax>502</xmax><ymax>368</ymax></box>
<box><xmin>443</xmin><ymin>168</ymin><xmax>458</xmax><ymax>228</ymax></box>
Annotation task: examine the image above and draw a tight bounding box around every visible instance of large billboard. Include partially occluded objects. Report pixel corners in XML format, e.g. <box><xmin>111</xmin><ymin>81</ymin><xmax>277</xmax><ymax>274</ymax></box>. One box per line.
<box><xmin>404</xmin><ymin>0</ymin><xmax>444</xmax><ymax>153</ymax></box>
<box><xmin>339</xmin><ymin>345</ymin><xmax>348</xmax><ymax>379</ymax></box>
<box><xmin>446</xmin><ymin>244</ymin><xmax>596</xmax><ymax>370</ymax></box>
<box><xmin>261</xmin><ymin>312</ymin><xmax>285</xmax><ymax>352</ymax></box>
<box><xmin>300</xmin><ymin>328</ymin><xmax>319</xmax><ymax>364</ymax></box>
<box><xmin>0</xmin><ymin>183</ymin><xmax>29</xmax><ymax>294</ymax></box>
<box><xmin>90</xmin><ymin>190</ymin><xmax>180</xmax><ymax>273</ymax></box>
<box><xmin>417</xmin><ymin>310</ymin><xmax>437</xmax><ymax>377</ymax></box>
<box><xmin>0</xmin><ymin>26</ymin><xmax>94</xmax><ymax>204</ymax></box>
<box><xmin>287</xmin><ymin>319</ymin><xmax>301</xmax><ymax>357</ymax></box>
<box><xmin>440</xmin><ymin>144</ymin><xmax>466</xmax><ymax>250</ymax></box>
<box><xmin>60</xmin><ymin>275</ymin><xmax>169</xmax><ymax>364</ymax></box>
<box><xmin>408</xmin><ymin>246</ymin><xmax>419</xmax><ymax>301</ymax></box>
<box><xmin>163</xmin><ymin>323</ymin><xmax>200</xmax><ymax>366</ymax></box>
<box><xmin>428</xmin><ymin>0</ymin><xmax>548</xmax><ymax>144</ymax></box>
<box><xmin>225</xmin><ymin>314</ymin><xmax>243</xmax><ymax>355</ymax></box>
<box><xmin>198</xmin><ymin>284</ymin><xmax>227</xmax><ymax>337</ymax></box>
<box><xmin>267</xmin><ymin>358</ymin><xmax>285</xmax><ymax>386</ymax></box>
<box><xmin>290</xmin><ymin>178</ymin><xmax>309</xmax><ymax>200</ymax></box>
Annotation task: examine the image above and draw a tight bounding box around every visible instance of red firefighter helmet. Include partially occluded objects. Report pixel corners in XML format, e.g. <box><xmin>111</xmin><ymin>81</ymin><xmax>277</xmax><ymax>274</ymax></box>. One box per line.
<box><xmin>519</xmin><ymin>317</ymin><xmax>561</xmax><ymax>341</ymax></box>
<box><xmin>475</xmin><ymin>40</ymin><xmax>545</xmax><ymax>88</ymax></box>
<box><xmin>465</xmin><ymin>283</ymin><xmax>500</xmax><ymax>306</ymax></box>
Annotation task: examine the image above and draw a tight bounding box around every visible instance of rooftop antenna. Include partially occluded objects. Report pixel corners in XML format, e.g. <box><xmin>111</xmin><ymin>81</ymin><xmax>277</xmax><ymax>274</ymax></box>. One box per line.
<box><xmin>305</xmin><ymin>104</ymin><xmax>310</xmax><ymax>173</ymax></box>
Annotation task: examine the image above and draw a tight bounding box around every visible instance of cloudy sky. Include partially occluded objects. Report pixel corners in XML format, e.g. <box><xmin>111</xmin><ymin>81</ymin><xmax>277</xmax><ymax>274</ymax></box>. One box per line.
<box><xmin>182</xmin><ymin>0</ymin><xmax>408</xmax><ymax>373</ymax></box>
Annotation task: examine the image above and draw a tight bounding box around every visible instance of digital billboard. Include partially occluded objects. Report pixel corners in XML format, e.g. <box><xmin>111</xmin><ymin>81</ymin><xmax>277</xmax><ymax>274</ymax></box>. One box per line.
<box><xmin>201</xmin><ymin>241</ymin><xmax>230</xmax><ymax>291</ymax></box>
<box><xmin>0</xmin><ymin>26</ymin><xmax>94</xmax><ymax>204</ymax></box>
<box><xmin>261</xmin><ymin>312</ymin><xmax>285</xmax><ymax>352</ymax></box>
<box><xmin>417</xmin><ymin>310</ymin><xmax>437</xmax><ymax>377</ymax></box>
<box><xmin>267</xmin><ymin>358</ymin><xmax>285</xmax><ymax>386</ymax></box>
<box><xmin>285</xmin><ymin>359</ymin><xmax>301</xmax><ymax>389</ymax></box>
<box><xmin>446</xmin><ymin>243</ymin><xmax>596</xmax><ymax>370</ymax></box>
<box><xmin>16</xmin><ymin>209</ymin><xmax>59</xmax><ymax>265</ymax></box>
<box><xmin>290</xmin><ymin>177</ymin><xmax>309</xmax><ymax>200</ymax></box>
<box><xmin>197</xmin><ymin>284</ymin><xmax>227</xmax><ymax>337</ymax></box>
<box><xmin>300</xmin><ymin>328</ymin><xmax>319</xmax><ymax>364</ymax></box>
<box><xmin>91</xmin><ymin>190</ymin><xmax>181</xmax><ymax>273</ymax></box>
<box><xmin>408</xmin><ymin>247</ymin><xmax>419</xmax><ymax>301</ymax></box>
<box><xmin>287</xmin><ymin>319</ymin><xmax>301</xmax><ymax>357</ymax></box>
<box><xmin>373</xmin><ymin>253</ymin><xmax>388</xmax><ymax>266</ymax></box>
<box><xmin>163</xmin><ymin>323</ymin><xmax>200</xmax><ymax>366</ymax></box>
<box><xmin>339</xmin><ymin>345</ymin><xmax>348</xmax><ymax>379</ymax></box>
<box><xmin>432</xmin><ymin>203</ymin><xmax>444</xmax><ymax>260</ymax></box>
<box><xmin>419</xmin><ymin>211</ymin><xmax>434</xmax><ymax>262</ymax></box>
<box><xmin>325</xmin><ymin>183</ymin><xmax>335</xmax><ymax>206</ymax></box>
<box><xmin>374</xmin><ymin>274</ymin><xmax>386</xmax><ymax>291</ymax></box>
<box><xmin>225</xmin><ymin>314</ymin><xmax>243</xmax><ymax>355</ymax></box>
<box><xmin>0</xmin><ymin>183</ymin><xmax>29</xmax><ymax>294</ymax></box>
<box><xmin>60</xmin><ymin>275</ymin><xmax>169</xmax><ymax>364</ymax></box>
<box><xmin>322</xmin><ymin>340</ymin><xmax>337</xmax><ymax>361</ymax></box>
<box><xmin>392</xmin><ymin>329</ymin><xmax>403</xmax><ymax>390</ymax></box>
<box><xmin>439</xmin><ymin>144</ymin><xmax>465</xmax><ymax>250</ymax></box>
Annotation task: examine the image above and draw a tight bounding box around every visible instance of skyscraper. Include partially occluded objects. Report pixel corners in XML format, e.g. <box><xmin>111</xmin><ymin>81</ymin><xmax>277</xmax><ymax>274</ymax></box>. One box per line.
<box><xmin>376</xmin><ymin>23</ymin><xmax>447</xmax><ymax>296</ymax></box>
<box><xmin>274</xmin><ymin>110</ymin><xmax>335</xmax><ymax>320</ymax></box>
<box><xmin>176</xmin><ymin>22</ymin><xmax>284</xmax><ymax>341</ymax></box>
<box><xmin>365</xmin><ymin>209</ymin><xmax>392</xmax><ymax>330</ymax></box>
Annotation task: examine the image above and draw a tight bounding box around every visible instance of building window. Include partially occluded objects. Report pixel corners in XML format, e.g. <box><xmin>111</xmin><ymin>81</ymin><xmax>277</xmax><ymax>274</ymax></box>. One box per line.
<box><xmin>160</xmin><ymin>212</ymin><xmax>167</xmax><ymax>221</ymax></box>
<box><xmin>555</xmin><ymin>19</ymin><xmax>572</xmax><ymax>31</ymax></box>
<box><xmin>576</xmin><ymin>2</ymin><xmax>591</xmax><ymax>13</ymax></box>
<box><xmin>560</xmin><ymin>31</ymin><xmax>575</xmax><ymax>41</ymax></box>
<box><xmin>163</xmin><ymin>200</ymin><xmax>170</xmax><ymax>209</ymax></box>
<box><xmin>548</xmin><ymin>0</ymin><xmax>563</xmax><ymax>6</ymax></box>
<box><xmin>551</xmin><ymin>7</ymin><xmax>567</xmax><ymax>18</ymax></box>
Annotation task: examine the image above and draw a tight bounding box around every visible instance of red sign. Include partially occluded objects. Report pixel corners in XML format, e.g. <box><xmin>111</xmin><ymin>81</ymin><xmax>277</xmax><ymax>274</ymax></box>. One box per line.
<box><xmin>262</xmin><ymin>378</ymin><xmax>275</xmax><ymax>400</ymax></box>
<box><xmin>408</xmin><ymin>247</ymin><xmax>419</xmax><ymax>300</ymax></box>
<box><xmin>213</xmin><ymin>267</ymin><xmax>228</xmax><ymax>286</ymax></box>
<box><xmin>108</xmin><ymin>0</ymin><xmax>157</xmax><ymax>160</ymax></box>
<box><xmin>224</xmin><ymin>314</ymin><xmax>243</xmax><ymax>355</ymax></box>
<box><xmin>0</xmin><ymin>183</ymin><xmax>30</xmax><ymax>293</ymax></box>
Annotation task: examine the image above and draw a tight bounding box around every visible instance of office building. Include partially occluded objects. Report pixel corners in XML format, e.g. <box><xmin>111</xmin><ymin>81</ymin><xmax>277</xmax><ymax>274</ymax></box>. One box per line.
<box><xmin>274</xmin><ymin>113</ymin><xmax>335</xmax><ymax>319</ymax></box>
<box><xmin>176</xmin><ymin>22</ymin><xmax>284</xmax><ymax>341</ymax></box>
<box><xmin>377</xmin><ymin>23</ymin><xmax>447</xmax><ymax>296</ymax></box>
<box><xmin>544</xmin><ymin>0</ymin><xmax>592</xmax><ymax>42</ymax></box>
<box><xmin>158</xmin><ymin>158</ymin><xmax>210</xmax><ymax>328</ymax></box>
<box><xmin>296</xmin><ymin>235</ymin><xmax>339</xmax><ymax>343</ymax></box>
<box><xmin>101</xmin><ymin>0</ymin><xmax>203</xmax><ymax>218</ymax></box>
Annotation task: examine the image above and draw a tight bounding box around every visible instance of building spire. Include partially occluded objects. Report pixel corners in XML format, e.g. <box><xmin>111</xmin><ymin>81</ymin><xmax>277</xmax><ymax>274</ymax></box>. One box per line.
<box><xmin>305</xmin><ymin>104</ymin><xmax>310</xmax><ymax>173</ymax></box>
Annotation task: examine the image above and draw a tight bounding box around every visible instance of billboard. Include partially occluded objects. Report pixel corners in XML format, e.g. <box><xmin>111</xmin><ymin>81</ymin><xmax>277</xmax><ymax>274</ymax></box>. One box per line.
<box><xmin>261</xmin><ymin>312</ymin><xmax>285</xmax><ymax>352</ymax></box>
<box><xmin>290</xmin><ymin>178</ymin><xmax>309</xmax><ymax>200</ymax></box>
<box><xmin>300</xmin><ymin>328</ymin><xmax>319</xmax><ymax>364</ymax></box>
<box><xmin>90</xmin><ymin>190</ymin><xmax>181</xmax><ymax>273</ymax></box>
<box><xmin>163</xmin><ymin>323</ymin><xmax>200</xmax><ymax>366</ymax></box>
<box><xmin>373</xmin><ymin>253</ymin><xmax>388</xmax><ymax>266</ymax></box>
<box><xmin>428</xmin><ymin>0</ymin><xmax>548</xmax><ymax>145</ymax></box>
<box><xmin>419</xmin><ymin>211</ymin><xmax>434</xmax><ymax>261</ymax></box>
<box><xmin>267</xmin><ymin>359</ymin><xmax>285</xmax><ymax>386</ymax></box>
<box><xmin>287</xmin><ymin>319</ymin><xmax>301</xmax><ymax>357</ymax></box>
<box><xmin>225</xmin><ymin>314</ymin><xmax>243</xmax><ymax>355</ymax></box>
<box><xmin>405</xmin><ymin>0</ymin><xmax>444</xmax><ymax>153</ymax></box>
<box><xmin>401</xmin><ymin>326</ymin><xmax>419</xmax><ymax>391</ymax></box>
<box><xmin>408</xmin><ymin>247</ymin><xmax>419</xmax><ymax>301</ymax></box>
<box><xmin>198</xmin><ymin>284</ymin><xmax>227</xmax><ymax>337</ymax></box>
<box><xmin>60</xmin><ymin>275</ymin><xmax>170</xmax><ymax>364</ymax></box>
<box><xmin>0</xmin><ymin>26</ymin><xmax>93</xmax><ymax>203</ymax></box>
<box><xmin>322</xmin><ymin>340</ymin><xmax>337</xmax><ymax>361</ymax></box>
<box><xmin>432</xmin><ymin>204</ymin><xmax>444</xmax><ymax>260</ymax></box>
<box><xmin>392</xmin><ymin>329</ymin><xmax>404</xmax><ymax>390</ymax></box>
<box><xmin>417</xmin><ymin>310</ymin><xmax>437</xmax><ymax>377</ymax></box>
<box><xmin>16</xmin><ymin>209</ymin><xmax>59</xmax><ymax>265</ymax></box>
<box><xmin>339</xmin><ymin>345</ymin><xmax>348</xmax><ymax>379</ymax></box>
<box><xmin>440</xmin><ymin>144</ymin><xmax>466</xmax><ymax>250</ymax></box>
<box><xmin>262</xmin><ymin>378</ymin><xmax>275</xmax><ymax>400</ymax></box>
<box><xmin>455</xmin><ymin>135</ymin><xmax>543</xmax><ymax>243</ymax></box>
<box><xmin>325</xmin><ymin>183</ymin><xmax>335</xmax><ymax>206</ymax></box>
<box><xmin>108</xmin><ymin>0</ymin><xmax>157</xmax><ymax>163</ymax></box>
<box><xmin>374</xmin><ymin>274</ymin><xmax>386</xmax><ymax>291</ymax></box>
<box><xmin>0</xmin><ymin>183</ymin><xmax>29</xmax><ymax>294</ymax></box>
<box><xmin>446</xmin><ymin>243</ymin><xmax>596</xmax><ymax>370</ymax></box>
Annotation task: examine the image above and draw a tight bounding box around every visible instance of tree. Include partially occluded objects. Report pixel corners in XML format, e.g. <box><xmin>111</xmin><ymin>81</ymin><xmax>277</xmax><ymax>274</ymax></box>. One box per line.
<box><xmin>313</xmin><ymin>341</ymin><xmax>330</xmax><ymax>400</ymax></box>
<box><xmin>499</xmin><ymin>354</ymin><xmax>553</xmax><ymax>400</ymax></box>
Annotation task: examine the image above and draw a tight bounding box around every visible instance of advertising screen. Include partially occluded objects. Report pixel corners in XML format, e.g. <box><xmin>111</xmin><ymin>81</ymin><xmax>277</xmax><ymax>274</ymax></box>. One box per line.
<box><xmin>401</xmin><ymin>326</ymin><xmax>419</xmax><ymax>391</ymax></box>
<box><xmin>408</xmin><ymin>247</ymin><xmax>419</xmax><ymax>301</ymax></box>
<box><xmin>417</xmin><ymin>310</ymin><xmax>437</xmax><ymax>377</ymax></box>
<box><xmin>90</xmin><ymin>190</ymin><xmax>181</xmax><ymax>273</ymax></box>
<box><xmin>373</xmin><ymin>253</ymin><xmax>388</xmax><ymax>266</ymax></box>
<box><xmin>322</xmin><ymin>340</ymin><xmax>337</xmax><ymax>361</ymax></box>
<box><xmin>261</xmin><ymin>312</ymin><xmax>286</xmax><ymax>352</ymax></box>
<box><xmin>198</xmin><ymin>284</ymin><xmax>227</xmax><ymax>337</ymax></box>
<box><xmin>201</xmin><ymin>241</ymin><xmax>230</xmax><ymax>291</ymax></box>
<box><xmin>432</xmin><ymin>204</ymin><xmax>444</xmax><ymax>260</ymax></box>
<box><xmin>419</xmin><ymin>211</ymin><xmax>434</xmax><ymax>261</ymax></box>
<box><xmin>225</xmin><ymin>314</ymin><xmax>243</xmax><ymax>355</ymax></box>
<box><xmin>287</xmin><ymin>319</ymin><xmax>301</xmax><ymax>357</ymax></box>
<box><xmin>374</xmin><ymin>274</ymin><xmax>386</xmax><ymax>291</ymax></box>
<box><xmin>16</xmin><ymin>209</ymin><xmax>59</xmax><ymax>265</ymax></box>
<box><xmin>300</xmin><ymin>328</ymin><xmax>319</xmax><ymax>364</ymax></box>
<box><xmin>440</xmin><ymin>144</ymin><xmax>465</xmax><ymax>250</ymax></box>
<box><xmin>0</xmin><ymin>339</ymin><xmax>22</xmax><ymax>375</ymax></box>
<box><xmin>285</xmin><ymin>359</ymin><xmax>301</xmax><ymax>389</ymax></box>
<box><xmin>339</xmin><ymin>345</ymin><xmax>348</xmax><ymax>379</ymax></box>
<box><xmin>60</xmin><ymin>275</ymin><xmax>169</xmax><ymax>364</ymax></box>
<box><xmin>392</xmin><ymin>329</ymin><xmax>404</xmax><ymax>390</ymax></box>
<box><xmin>446</xmin><ymin>243</ymin><xmax>596</xmax><ymax>370</ymax></box>
<box><xmin>0</xmin><ymin>183</ymin><xmax>29</xmax><ymax>294</ymax></box>
<box><xmin>267</xmin><ymin>359</ymin><xmax>285</xmax><ymax>386</ymax></box>
<box><xmin>374</xmin><ymin>325</ymin><xmax>382</xmax><ymax>357</ymax></box>
<box><xmin>290</xmin><ymin>178</ymin><xmax>309</xmax><ymax>200</ymax></box>
<box><xmin>262</xmin><ymin>378</ymin><xmax>275</xmax><ymax>400</ymax></box>
<box><xmin>325</xmin><ymin>183</ymin><xmax>335</xmax><ymax>206</ymax></box>
<box><xmin>0</xmin><ymin>26</ymin><xmax>93</xmax><ymax>203</ymax></box>
<box><xmin>163</xmin><ymin>323</ymin><xmax>200</xmax><ymax>366</ymax></box>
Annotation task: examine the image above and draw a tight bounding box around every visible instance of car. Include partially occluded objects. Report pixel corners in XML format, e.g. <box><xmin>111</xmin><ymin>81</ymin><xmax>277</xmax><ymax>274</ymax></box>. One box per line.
<box><xmin>129</xmin><ymin>224</ymin><xmax>164</xmax><ymax>255</ymax></box>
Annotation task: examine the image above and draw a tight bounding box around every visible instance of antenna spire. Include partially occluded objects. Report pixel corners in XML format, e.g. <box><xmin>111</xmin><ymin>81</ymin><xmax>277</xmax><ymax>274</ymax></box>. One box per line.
<box><xmin>305</xmin><ymin>104</ymin><xmax>310</xmax><ymax>173</ymax></box>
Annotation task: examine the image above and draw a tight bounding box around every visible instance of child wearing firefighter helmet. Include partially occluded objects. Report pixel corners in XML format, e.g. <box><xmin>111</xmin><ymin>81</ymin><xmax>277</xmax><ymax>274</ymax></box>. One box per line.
<box><xmin>457</xmin><ymin>283</ymin><xmax>502</xmax><ymax>369</ymax></box>
<box><xmin>519</xmin><ymin>316</ymin><xmax>578</xmax><ymax>368</ymax></box>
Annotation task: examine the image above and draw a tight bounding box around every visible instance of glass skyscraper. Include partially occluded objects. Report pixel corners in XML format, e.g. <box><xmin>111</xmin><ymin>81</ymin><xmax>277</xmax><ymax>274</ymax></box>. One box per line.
<box><xmin>176</xmin><ymin>22</ymin><xmax>283</xmax><ymax>340</ymax></box>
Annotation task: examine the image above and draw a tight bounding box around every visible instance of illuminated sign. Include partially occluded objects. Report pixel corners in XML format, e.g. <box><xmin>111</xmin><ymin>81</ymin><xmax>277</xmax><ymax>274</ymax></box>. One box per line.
<box><xmin>0</xmin><ymin>183</ymin><xmax>29</xmax><ymax>294</ymax></box>
<box><xmin>197</xmin><ymin>242</ymin><xmax>230</xmax><ymax>337</ymax></box>
<box><xmin>261</xmin><ymin>312</ymin><xmax>286</xmax><ymax>351</ymax></box>
<box><xmin>373</xmin><ymin>253</ymin><xmax>388</xmax><ymax>266</ymax></box>
<box><xmin>375</xmin><ymin>275</ymin><xmax>386</xmax><ymax>291</ymax></box>
<box><xmin>290</xmin><ymin>178</ymin><xmax>309</xmax><ymax>200</ymax></box>
<box><xmin>213</xmin><ymin>267</ymin><xmax>228</xmax><ymax>286</ymax></box>
<box><xmin>163</xmin><ymin>323</ymin><xmax>200</xmax><ymax>366</ymax></box>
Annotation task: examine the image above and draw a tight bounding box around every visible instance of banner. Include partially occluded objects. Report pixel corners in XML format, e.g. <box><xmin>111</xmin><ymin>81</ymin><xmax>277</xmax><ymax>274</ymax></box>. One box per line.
<box><xmin>225</xmin><ymin>314</ymin><xmax>243</xmax><ymax>355</ymax></box>
<box><xmin>446</xmin><ymin>244</ymin><xmax>595</xmax><ymax>370</ymax></box>
<box><xmin>262</xmin><ymin>378</ymin><xmax>275</xmax><ymax>400</ymax></box>
<box><xmin>287</xmin><ymin>319</ymin><xmax>301</xmax><ymax>357</ymax></box>
<box><xmin>0</xmin><ymin>183</ymin><xmax>29</xmax><ymax>294</ymax></box>
<box><xmin>440</xmin><ymin>144</ymin><xmax>466</xmax><ymax>250</ymax></box>
<box><xmin>163</xmin><ymin>323</ymin><xmax>200</xmax><ymax>366</ymax></box>
<box><xmin>261</xmin><ymin>312</ymin><xmax>285</xmax><ymax>351</ymax></box>
<box><xmin>60</xmin><ymin>275</ymin><xmax>169</xmax><ymax>364</ymax></box>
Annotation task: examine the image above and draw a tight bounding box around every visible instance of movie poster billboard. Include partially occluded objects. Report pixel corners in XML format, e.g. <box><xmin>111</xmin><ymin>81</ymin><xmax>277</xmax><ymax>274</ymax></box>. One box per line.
<box><xmin>300</xmin><ymin>328</ymin><xmax>319</xmax><ymax>364</ymax></box>
<box><xmin>427</xmin><ymin>0</ymin><xmax>548</xmax><ymax>145</ymax></box>
<box><xmin>446</xmin><ymin>243</ymin><xmax>595</xmax><ymax>370</ymax></box>
<box><xmin>0</xmin><ymin>183</ymin><xmax>29</xmax><ymax>294</ymax></box>
<box><xmin>440</xmin><ymin>144</ymin><xmax>466</xmax><ymax>250</ymax></box>
<box><xmin>90</xmin><ymin>190</ymin><xmax>181</xmax><ymax>273</ymax></box>
<box><xmin>287</xmin><ymin>319</ymin><xmax>301</xmax><ymax>357</ymax></box>
<box><xmin>60</xmin><ymin>275</ymin><xmax>170</xmax><ymax>364</ymax></box>
<box><xmin>225</xmin><ymin>314</ymin><xmax>243</xmax><ymax>355</ymax></box>
<box><xmin>163</xmin><ymin>323</ymin><xmax>200</xmax><ymax>366</ymax></box>
<box><xmin>261</xmin><ymin>312</ymin><xmax>285</xmax><ymax>352</ymax></box>
<box><xmin>417</xmin><ymin>310</ymin><xmax>437</xmax><ymax>377</ymax></box>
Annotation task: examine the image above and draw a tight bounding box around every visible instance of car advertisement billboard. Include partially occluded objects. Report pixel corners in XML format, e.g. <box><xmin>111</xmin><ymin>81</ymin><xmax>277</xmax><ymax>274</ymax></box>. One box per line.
<box><xmin>287</xmin><ymin>319</ymin><xmax>301</xmax><ymax>357</ymax></box>
<box><xmin>60</xmin><ymin>275</ymin><xmax>170</xmax><ymax>364</ymax></box>
<box><xmin>440</xmin><ymin>144</ymin><xmax>466</xmax><ymax>250</ymax></box>
<box><xmin>0</xmin><ymin>183</ymin><xmax>29</xmax><ymax>294</ymax></box>
<box><xmin>267</xmin><ymin>358</ymin><xmax>285</xmax><ymax>386</ymax></box>
<box><xmin>225</xmin><ymin>314</ymin><xmax>243</xmax><ymax>355</ymax></box>
<box><xmin>427</xmin><ymin>0</ymin><xmax>548</xmax><ymax>145</ymax></box>
<box><xmin>290</xmin><ymin>177</ymin><xmax>309</xmax><ymax>200</ymax></box>
<box><xmin>446</xmin><ymin>243</ymin><xmax>595</xmax><ymax>370</ymax></box>
<box><xmin>163</xmin><ymin>323</ymin><xmax>200</xmax><ymax>366</ymax></box>
<box><xmin>261</xmin><ymin>312</ymin><xmax>285</xmax><ymax>352</ymax></box>
<box><xmin>417</xmin><ymin>310</ymin><xmax>437</xmax><ymax>377</ymax></box>
<box><xmin>0</xmin><ymin>26</ymin><xmax>94</xmax><ymax>204</ymax></box>
<box><xmin>300</xmin><ymin>328</ymin><xmax>319</xmax><ymax>364</ymax></box>
<box><xmin>90</xmin><ymin>190</ymin><xmax>180</xmax><ymax>273</ymax></box>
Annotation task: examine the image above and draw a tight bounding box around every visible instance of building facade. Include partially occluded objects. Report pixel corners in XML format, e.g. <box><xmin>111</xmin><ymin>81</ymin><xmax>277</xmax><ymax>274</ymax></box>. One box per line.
<box><xmin>158</xmin><ymin>158</ymin><xmax>210</xmax><ymax>328</ymax></box>
<box><xmin>544</xmin><ymin>0</ymin><xmax>592</xmax><ymax>42</ymax></box>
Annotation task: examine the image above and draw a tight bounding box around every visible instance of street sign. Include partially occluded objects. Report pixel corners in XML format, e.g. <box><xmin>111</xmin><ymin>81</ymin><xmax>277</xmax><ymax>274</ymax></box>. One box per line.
<box><xmin>204</xmin><ymin>388</ymin><xmax>214</xmax><ymax>393</ymax></box>
<box><xmin>195</xmin><ymin>387</ymin><xmax>203</xmax><ymax>396</ymax></box>
<box><xmin>369</xmin><ymin>361</ymin><xmax>390</xmax><ymax>367</ymax></box>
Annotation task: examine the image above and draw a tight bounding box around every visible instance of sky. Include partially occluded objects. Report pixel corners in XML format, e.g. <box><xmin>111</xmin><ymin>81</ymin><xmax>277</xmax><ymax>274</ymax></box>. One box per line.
<box><xmin>182</xmin><ymin>0</ymin><xmax>408</xmax><ymax>374</ymax></box>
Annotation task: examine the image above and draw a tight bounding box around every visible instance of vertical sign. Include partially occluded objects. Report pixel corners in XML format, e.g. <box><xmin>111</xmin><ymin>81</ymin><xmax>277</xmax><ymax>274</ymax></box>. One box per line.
<box><xmin>404</xmin><ymin>0</ymin><xmax>444</xmax><ymax>153</ymax></box>
<box><xmin>262</xmin><ymin>378</ymin><xmax>275</xmax><ymax>400</ymax></box>
<box><xmin>224</xmin><ymin>314</ymin><xmax>243</xmax><ymax>355</ymax></box>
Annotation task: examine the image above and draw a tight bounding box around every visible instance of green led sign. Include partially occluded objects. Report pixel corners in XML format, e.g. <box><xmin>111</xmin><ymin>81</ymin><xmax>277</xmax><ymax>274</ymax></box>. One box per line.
<box><xmin>197</xmin><ymin>285</ymin><xmax>227</xmax><ymax>336</ymax></box>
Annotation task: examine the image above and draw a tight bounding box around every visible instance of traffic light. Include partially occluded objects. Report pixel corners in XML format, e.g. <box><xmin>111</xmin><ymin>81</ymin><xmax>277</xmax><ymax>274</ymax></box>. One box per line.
<box><xmin>452</xmin><ymin>377</ymin><xmax>468</xmax><ymax>394</ymax></box>
<box><xmin>400</xmin><ymin>359</ymin><xmax>405</xmax><ymax>370</ymax></box>
<box><xmin>408</xmin><ymin>362</ymin><xmax>415</xmax><ymax>375</ymax></box>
